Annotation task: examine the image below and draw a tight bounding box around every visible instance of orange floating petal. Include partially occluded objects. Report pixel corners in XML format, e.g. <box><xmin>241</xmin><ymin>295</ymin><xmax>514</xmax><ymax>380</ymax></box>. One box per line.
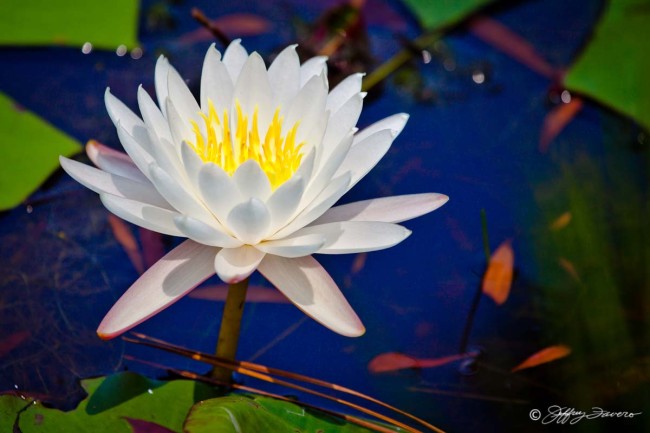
<box><xmin>108</xmin><ymin>214</ymin><xmax>144</xmax><ymax>274</ymax></box>
<box><xmin>511</xmin><ymin>345</ymin><xmax>571</xmax><ymax>372</ymax></box>
<box><xmin>369</xmin><ymin>352</ymin><xmax>472</xmax><ymax>373</ymax></box>
<box><xmin>482</xmin><ymin>240</ymin><xmax>514</xmax><ymax>305</ymax></box>
<box><xmin>550</xmin><ymin>211</ymin><xmax>572</xmax><ymax>230</ymax></box>
<box><xmin>539</xmin><ymin>98</ymin><xmax>583</xmax><ymax>152</ymax></box>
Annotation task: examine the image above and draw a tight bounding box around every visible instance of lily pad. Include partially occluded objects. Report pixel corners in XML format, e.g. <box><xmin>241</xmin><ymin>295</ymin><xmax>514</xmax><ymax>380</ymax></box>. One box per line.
<box><xmin>0</xmin><ymin>0</ymin><xmax>139</xmax><ymax>49</ymax></box>
<box><xmin>6</xmin><ymin>372</ymin><xmax>221</xmax><ymax>433</ymax></box>
<box><xmin>184</xmin><ymin>395</ymin><xmax>398</xmax><ymax>433</ymax></box>
<box><xmin>401</xmin><ymin>0</ymin><xmax>495</xmax><ymax>29</ymax></box>
<box><xmin>0</xmin><ymin>92</ymin><xmax>80</xmax><ymax>211</ymax></box>
<box><xmin>564</xmin><ymin>0</ymin><xmax>650</xmax><ymax>131</ymax></box>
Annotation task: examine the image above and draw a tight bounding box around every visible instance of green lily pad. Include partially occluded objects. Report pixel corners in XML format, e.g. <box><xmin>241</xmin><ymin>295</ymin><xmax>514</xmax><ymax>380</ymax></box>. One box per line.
<box><xmin>5</xmin><ymin>372</ymin><xmax>221</xmax><ymax>433</ymax></box>
<box><xmin>564</xmin><ymin>0</ymin><xmax>650</xmax><ymax>131</ymax></box>
<box><xmin>184</xmin><ymin>395</ymin><xmax>399</xmax><ymax>433</ymax></box>
<box><xmin>401</xmin><ymin>0</ymin><xmax>495</xmax><ymax>29</ymax></box>
<box><xmin>0</xmin><ymin>92</ymin><xmax>80</xmax><ymax>211</ymax></box>
<box><xmin>0</xmin><ymin>0</ymin><xmax>139</xmax><ymax>49</ymax></box>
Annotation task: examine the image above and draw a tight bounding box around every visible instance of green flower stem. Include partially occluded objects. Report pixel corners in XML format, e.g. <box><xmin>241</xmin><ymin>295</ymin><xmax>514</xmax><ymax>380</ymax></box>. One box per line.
<box><xmin>211</xmin><ymin>277</ymin><xmax>249</xmax><ymax>383</ymax></box>
<box><xmin>362</xmin><ymin>31</ymin><xmax>441</xmax><ymax>92</ymax></box>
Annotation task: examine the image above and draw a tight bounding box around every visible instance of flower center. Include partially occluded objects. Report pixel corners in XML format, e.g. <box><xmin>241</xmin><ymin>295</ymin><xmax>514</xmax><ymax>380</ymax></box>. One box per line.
<box><xmin>189</xmin><ymin>99</ymin><xmax>304</xmax><ymax>189</ymax></box>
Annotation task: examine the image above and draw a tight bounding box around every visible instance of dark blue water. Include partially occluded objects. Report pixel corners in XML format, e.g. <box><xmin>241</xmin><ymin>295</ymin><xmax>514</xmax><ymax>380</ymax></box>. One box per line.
<box><xmin>1</xmin><ymin>0</ymin><xmax>648</xmax><ymax>432</ymax></box>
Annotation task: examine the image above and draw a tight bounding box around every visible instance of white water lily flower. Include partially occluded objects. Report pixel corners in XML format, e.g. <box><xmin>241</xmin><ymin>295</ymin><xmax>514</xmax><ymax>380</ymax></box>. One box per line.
<box><xmin>60</xmin><ymin>40</ymin><xmax>448</xmax><ymax>339</ymax></box>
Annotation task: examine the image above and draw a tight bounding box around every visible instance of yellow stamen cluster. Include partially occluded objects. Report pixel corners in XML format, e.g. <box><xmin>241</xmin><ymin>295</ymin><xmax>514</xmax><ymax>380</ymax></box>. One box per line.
<box><xmin>189</xmin><ymin>99</ymin><xmax>304</xmax><ymax>189</ymax></box>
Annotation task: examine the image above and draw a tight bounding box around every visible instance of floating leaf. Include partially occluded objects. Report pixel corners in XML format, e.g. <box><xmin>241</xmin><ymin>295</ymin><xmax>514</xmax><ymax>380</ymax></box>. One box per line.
<box><xmin>368</xmin><ymin>352</ymin><xmax>472</xmax><ymax>373</ymax></box>
<box><xmin>482</xmin><ymin>240</ymin><xmax>514</xmax><ymax>305</ymax></box>
<box><xmin>401</xmin><ymin>0</ymin><xmax>494</xmax><ymax>29</ymax></box>
<box><xmin>0</xmin><ymin>92</ymin><xmax>80</xmax><ymax>211</ymax></box>
<box><xmin>511</xmin><ymin>345</ymin><xmax>572</xmax><ymax>372</ymax></box>
<box><xmin>0</xmin><ymin>0</ymin><xmax>139</xmax><ymax>49</ymax></box>
<box><xmin>564</xmin><ymin>0</ymin><xmax>650</xmax><ymax>131</ymax></box>
<box><xmin>184</xmin><ymin>395</ymin><xmax>396</xmax><ymax>433</ymax></box>
<box><xmin>4</xmin><ymin>372</ymin><xmax>221</xmax><ymax>433</ymax></box>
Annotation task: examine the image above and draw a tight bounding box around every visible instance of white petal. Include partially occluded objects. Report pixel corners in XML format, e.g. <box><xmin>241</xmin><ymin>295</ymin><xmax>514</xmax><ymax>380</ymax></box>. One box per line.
<box><xmin>149</xmin><ymin>163</ymin><xmax>215</xmax><ymax>224</ymax></box>
<box><xmin>232</xmin><ymin>160</ymin><xmax>272</xmax><ymax>201</ymax></box>
<box><xmin>105</xmin><ymin>88</ymin><xmax>145</xmax><ymax>140</ymax></box>
<box><xmin>257</xmin><ymin>255</ymin><xmax>364</xmax><ymax>337</ymax></box>
<box><xmin>86</xmin><ymin>140</ymin><xmax>148</xmax><ymax>183</ymax></box>
<box><xmin>167</xmin><ymin>63</ymin><xmax>201</xmax><ymax>126</ymax></box>
<box><xmin>138</xmin><ymin>85</ymin><xmax>172</xmax><ymax>143</ymax></box>
<box><xmin>314</xmin><ymin>193</ymin><xmax>449</xmax><ymax>225</ymax></box>
<box><xmin>60</xmin><ymin>156</ymin><xmax>171</xmax><ymax>209</ymax></box>
<box><xmin>174</xmin><ymin>215</ymin><xmax>243</xmax><ymax>248</ymax></box>
<box><xmin>97</xmin><ymin>240</ymin><xmax>217</xmax><ymax>339</ymax></box>
<box><xmin>227</xmin><ymin>198</ymin><xmax>271</xmax><ymax>244</ymax></box>
<box><xmin>233</xmin><ymin>52</ymin><xmax>273</xmax><ymax>130</ymax></box>
<box><xmin>295</xmin><ymin>221</ymin><xmax>411</xmax><ymax>254</ymax></box>
<box><xmin>100</xmin><ymin>194</ymin><xmax>183</xmax><ymax>237</ymax></box>
<box><xmin>166</xmin><ymin>98</ymin><xmax>194</xmax><ymax>146</ymax></box>
<box><xmin>270</xmin><ymin>172</ymin><xmax>350</xmax><ymax>240</ymax></box>
<box><xmin>268</xmin><ymin>44</ymin><xmax>300</xmax><ymax>109</ymax></box>
<box><xmin>302</xmin><ymin>132</ymin><xmax>353</xmax><ymax>206</ymax></box>
<box><xmin>200</xmin><ymin>44</ymin><xmax>233</xmax><ymax>113</ymax></box>
<box><xmin>114</xmin><ymin>120</ymin><xmax>155</xmax><ymax>177</ymax></box>
<box><xmin>300</xmin><ymin>56</ymin><xmax>328</xmax><ymax>87</ymax></box>
<box><xmin>256</xmin><ymin>234</ymin><xmax>325</xmax><ymax>258</ymax></box>
<box><xmin>326</xmin><ymin>73</ymin><xmax>364</xmax><ymax>114</ymax></box>
<box><xmin>222</xmin><ymin>39</ymin><xmax>248</xmax><ymax>81</ymax></box>
<box><xmin>180</xmin><ymin>141</ymin><xmax>204</xmax><ymax>190</ymax></box>
<box><xmin>197</xmin><ymin>162</ymin><xmax>242</xmax><ymax>223</ymax></box>
<box><xmin>285</xmin><ymin>73</ymin><xmax>328</xmax><ymax>147</ymax></box>
<box><xmin>155</xmin><ymin>55</ymin><xmax>171</xmax><ymax>118</ymax></box>
<box><xmin>335</xmin><ymin>129</ymin><xmax>394</xmax><ymax>191</ymax></box>
<box><xmin>214</xmin><ymin>246</ymin><xmax>265</xmax><ymax>283</ymax></box>
<box><xmin>353</xmin><ymin>113</ymin><xmax>409</xmax><ymax>144</ymax></box>
<box><xmin>321</xmin><ymin>93</ymin><xmax>363</xmax><ymax>157</ymax></box>
<box><xmin>266</xmin><ymin>175</ymin><xmax>305</xmax><ymax>230</ymax></box>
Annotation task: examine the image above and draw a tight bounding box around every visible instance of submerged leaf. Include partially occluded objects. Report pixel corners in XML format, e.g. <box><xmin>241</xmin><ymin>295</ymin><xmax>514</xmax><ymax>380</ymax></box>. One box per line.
<box><xmin>511</xmin><ymin>345</ymin><xmax>572</xmax><ymax>372</ymax></box>
<box><xmin>482</xmin><ymin>240</ymin><xmax>514</xmax><ymax>305</ymax></box>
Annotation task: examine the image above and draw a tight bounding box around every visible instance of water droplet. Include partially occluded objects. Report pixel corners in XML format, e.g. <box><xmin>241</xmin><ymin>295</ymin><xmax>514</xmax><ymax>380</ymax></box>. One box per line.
<box><xmin>26</xmin><ymin>205</ymin><xmax>33</xmax><ymax>214</ymax></box>
<box><xmin>147</xmin><ymin>388</ymin><xmax>153</xmax><ymax>394</ymax></box>
<box><xmin>130</xmin><ymin>47</ymin><xmax>143</xmax><ymax>60</ymax></box>
<box><xmin>472</xmin><ymin>70</ymin><xmax>485</xmax><ymax>84</ymax></box>
<box><xmin>81</xmin><ymin>42</ymin><xmax>93</xmax><ymax>54</ymax></box>
<box><xmin>637</xmin><ymin>132</ymin><xmax>647</xmax><ymax>144</ymax></box>
<box><xmin>116</xmin><ymin>45</ymin><xmax>127</xmax><ymax>57</ymax></box>
<box><xmin>458</xmin><ymin>358</ymin><xmax>479</xmax><ymax>375</ymax></box>
<box><xmin>561</xmin><ymin>90</ymin><xmax>572</xmax><ymax>104</ymax></box>
<box><xmin>421</xmin><ymin>50</ymin><xmax>432</xmax><ymax>64</ymax></box>
<box><xmin>443</xmin><ymin>58</ymin><xmax>456</xmax><ymax>72</ymax></box>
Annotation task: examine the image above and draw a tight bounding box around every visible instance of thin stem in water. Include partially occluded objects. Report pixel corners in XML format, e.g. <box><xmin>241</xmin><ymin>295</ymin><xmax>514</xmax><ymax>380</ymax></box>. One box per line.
<box><xmin>211</xmin><ymin>277</ymin><xmax>249</xmax><ymax>383</ymax></box>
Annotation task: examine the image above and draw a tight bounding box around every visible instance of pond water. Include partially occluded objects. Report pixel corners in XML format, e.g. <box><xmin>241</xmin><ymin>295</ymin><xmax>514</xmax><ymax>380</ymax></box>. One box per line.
<box><xmin>1</xmin><ymin>0</ymin><xmax>648</xmax><ymax>431</ymax></box>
